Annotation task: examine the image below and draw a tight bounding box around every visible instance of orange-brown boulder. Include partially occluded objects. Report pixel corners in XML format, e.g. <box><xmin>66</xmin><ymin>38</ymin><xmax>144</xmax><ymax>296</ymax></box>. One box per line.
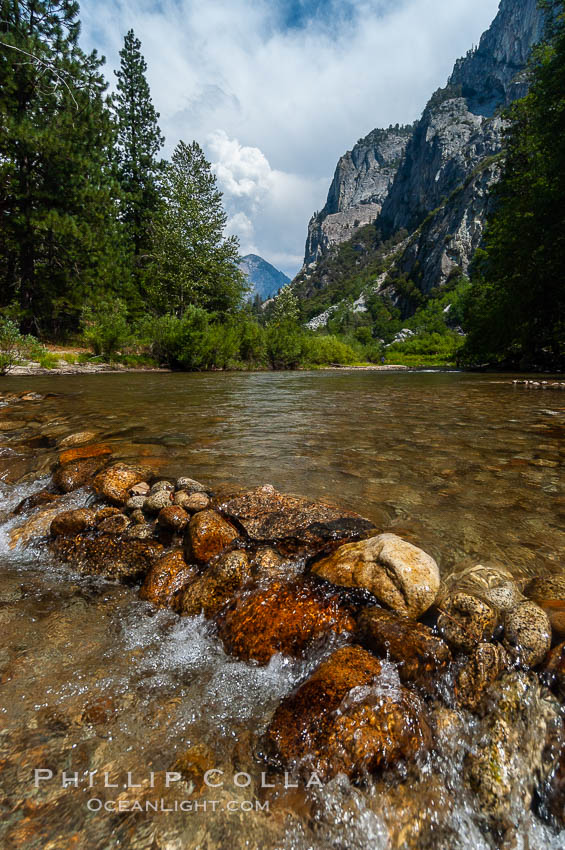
<box><xmin>50</xmin><ymin>508</ymin><xmax>97</xmax><ymax>538</ymax></box>
<box><xmin>177</xmin><ymin>550</ymin><xmax>250</xmax><ymax>618</ymax></box>
<box><xmin>53</xmin><ymin>457</ymin><xmax>108</xmax><ymax>493</ymax></box>
<box><xmin>219</xmin><ymin>580</ymin><xmax>355</xmax><ymax>665</ymax></box>
<box><xmin>185</xmin><ymin>509</ymin><xmax>239</xmax><ymax>563</ymax></box>
<box><xmin>356</xmin><ymin>607</ymin><xmax>451</xmax><ymax>691</ymax></box>
<box><xmin>94</xmin><ymin>464</ymin><xmax>150</xmax><ymax>506</ymax></box>
<box><xmin>139</xmin><ymin>550</ymin><xmax>197</xmax><ymax>607</ymax></box>
<box><xmin>58</xmin><ymin>443</ymin><xmax>112</xmax><ymax>467</ymax></box>
<box><xmin>215</xmin><ymin>485</ymin><xmax>375</xmax><ymax>556</ymax></box>
<box><xmin>52</xmin><ymin>533</ymin><xmax>162</xmax><ymax>581</ymax></box>
<box><xmin>157</xmin><ymin>505</ymin><xmax>189</xmax><ymax>532</ymax></box>
<box><xmin>265</xmin><ymin>645</ymin><xmax>431</xmax><ymax>780</ymax></box>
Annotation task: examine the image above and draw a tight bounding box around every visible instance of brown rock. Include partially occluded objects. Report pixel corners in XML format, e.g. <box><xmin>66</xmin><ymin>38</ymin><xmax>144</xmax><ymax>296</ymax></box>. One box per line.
<box><xmin>94</xmin><ymin>464</ymin><xmax>150</xmax><ymax>505</ymax></box>
<box><xmin>174</xmin><ymin>491</ymin><xmax>210</xmax><ymax>513</ymax></box>
<box><xmin>437</xmin><ymin>592</ymin><xmax>498</xmax><ymax>652</ymax></box>
<box><xmin>59</xmin><ymin>431</ymin><xmax>98</xmax><ymax>447</ymax></box>
<box><xmin>143</xmin><ymin>489</ymin><xmax>174</xmax><ymax>513</ymax></box>
<box><xmin>126</xmin><ymin>523</ymin><xmax>156</xmax><ymax>540</ymax></box>
<box><xmin>265</xmin><ymin>645</ymin><xmax>431</xmax><ymax>780</ymax></box>
<box><xmin>97</xmin><ymin>513</ymin><xmax>131</xmax><ymax>535</ymax></box>
<box><xmin>177</xmin><ymin>550</ymin><xmax>250</xmax><ymax>618</ymax></box>
<box><xmin>53</xmin><ymin>457</ymin><xmax>107</xmax><ymax>493</ymax></box>
<box><xmin>250</xmin><ymin>547</ymin><xmax>288</xmax><ymax>580</ymax></box>
<box><xmin>58</xmin><ymin>443</ymin><xmax>112</xmax><ymax>467</ymax></box>
<box><xmin>312</xmin><ymin>534</ymin><xmax>439</xmax><ymax>619</ymax></box>
<box><xmin>355</xmin><ymin>607</ymin><xmax>451</xmax><ymax>691</ymax></box>
<box><xmin>139</xmin><ymin>550</ymin><xmax>196</xmax><ymax>608</ymax></box>
<box><xmin>543</xmin><ymin>642</ymin><xmax>565</xmax><ymax>700</ymax></box>
<box><xmin>524</xmin><ymin>576</ymin><xmax>565</xmax><ymax>639</ymax></box>
<box><xmin>218</xmin><ymin>580</ymin><xmax>355</xmax><ymax>664</ymax></box>
<box><xmin>52</xmin><ymin>533</ymin><xmax>162</xmax><ymax>581</ymax></box>
<box><xmin>95</xmin><ymin>507</ymin><xmax>122</xmax><ymax>522</ymax></box>
<box><xmin>455</xmin><ymin>642</ymin><xmax>510</xmax><ymax>711</ymax></box>
<box><xmin>216</xmin><ymin>485</ymin><xmax>375</xmax><ymax>556</ymax></box>
<box><xmin>185</xmin><ymin>509</ymin><xmax>239</xmax><ymax>563</ymax></box>
<box><xmin>13</xmin><ymin>489</ymin><xmax>58</xmax><ymax>515</ymax></box>
<box><xmin>130</xmin><ymin>481</ymin><xmax>150</xmax><ymax>497</ymax></box>
<box><xmin>9</xmin><ymin>506</ymin><xmax>64</xmax><ymax>548</ymax></box>
<box><xmin>157</xmin><ymin>505</ymin><xmax>189</xmax><ymax>532</ymax></box>
<box><xmin>503</xmin><ymin>601</ymin><xmax>551</xmax><ymax>667</ymax></box>
<box><xmin>176</xmin><ymin>477</ymin><xmax>208</xmax><ymax>494</ymax></box>
<box><xmin>50</xmin><ymin>508</ymin><xmax>97</xmax><ymax>538</ymax></box>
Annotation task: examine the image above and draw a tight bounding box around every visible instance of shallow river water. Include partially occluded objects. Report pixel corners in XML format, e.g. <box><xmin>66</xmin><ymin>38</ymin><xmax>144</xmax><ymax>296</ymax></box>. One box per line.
<box><xmin>0</xmin><ymin>370</ymin><xmax>563</xmax><ymax>849</ymax></box>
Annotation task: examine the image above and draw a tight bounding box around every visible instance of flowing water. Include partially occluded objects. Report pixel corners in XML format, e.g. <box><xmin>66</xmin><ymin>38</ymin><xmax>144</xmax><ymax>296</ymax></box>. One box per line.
<box><xmin>0</xmin><ymin>370</ymin><xmax>563</xmax><ymax>849</ymax></box>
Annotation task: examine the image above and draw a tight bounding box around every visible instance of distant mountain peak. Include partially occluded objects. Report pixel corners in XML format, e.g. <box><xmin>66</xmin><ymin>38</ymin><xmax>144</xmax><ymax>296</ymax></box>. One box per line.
<box><xmin>240</xmin><ymin>254</ymin><xmax>291</xmax><ymax>301</ymax></box>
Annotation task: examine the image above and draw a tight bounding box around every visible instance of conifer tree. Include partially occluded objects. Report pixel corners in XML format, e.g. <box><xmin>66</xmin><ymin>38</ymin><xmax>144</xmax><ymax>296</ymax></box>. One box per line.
<box><xmin>151</xmin><ymin>141</ymin><xmax>247</xmax><ymax>316</ymax></box>
<box><xmin>0</xmin><ymin>0</ymin><xmax>126</xmax><ymax>336</ymax></box>
<box><xmin>112</xmin><ymin>30</ymin><xmax>164</xmax><ymax>275</ymax></box>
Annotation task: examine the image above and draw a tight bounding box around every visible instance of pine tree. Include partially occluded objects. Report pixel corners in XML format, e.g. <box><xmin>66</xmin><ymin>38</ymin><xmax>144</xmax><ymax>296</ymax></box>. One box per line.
<box><xmin>151</xmin><ymin>141</ymin><xmax>247</xmax><ymax>316</ymax></box>
<box><xmin>112</xmin><ymin>30</ymin><xmax>164</xmax><ymax>276</ymax></box>
<box><xmin>463</xmin><ymin>0</ymin><xmax>565</xmax><ymax>368</ymax></box>
<box><xmin>0</xmin><ymin>0</ymin><xmax>127</xmax><ymax>337</ymax></box>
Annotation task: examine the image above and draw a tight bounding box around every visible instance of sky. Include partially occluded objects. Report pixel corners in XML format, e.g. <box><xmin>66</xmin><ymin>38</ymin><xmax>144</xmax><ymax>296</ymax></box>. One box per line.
<box><xmin>79</xmin><ymin>0</ymin><xmax>501</xmax><ymax>278</ymax></box>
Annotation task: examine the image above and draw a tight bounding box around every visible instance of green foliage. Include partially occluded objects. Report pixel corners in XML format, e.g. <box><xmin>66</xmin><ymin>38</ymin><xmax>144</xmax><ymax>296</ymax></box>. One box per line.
<box><xmin>112</xmin><ymin>29</ymin><xmax>164</xmax><ymax>286</ymax></box>
<box><xmin>386</xmin><ymin>331</ymin><xmax>464</xmax><ymax>365</ymax></box>
<box><xmin>0</xmin><ymin>0</ymin><xmax>128</xmax><ymax>337</ymax></box>
<box><xmin>301</xmin><ymin>334</ymin><xmax>358</xmax><ymax>366</ymax></box>
<box><xmin>0</xmin><ymin>318</ymin><xmax>43</xmax><ymax>374</ymax></box>
<box><xmin>150</xmin><ymin>141</ymin><xmax>247</xmax><ymax>317</ymax></box>
<box><xmin>81</xmin><ymin>299</ymin><xmax>131</xmax><ymax>359</ymax></box>
<box><xmin>38</xmin><ymin>352</ymin><xmax>60</xmax><ymax>370</ymax></box>
<box><xmin>463</xmin><ymin>2</ymin><xmax>565</xmax><ymax>369</ymax></box>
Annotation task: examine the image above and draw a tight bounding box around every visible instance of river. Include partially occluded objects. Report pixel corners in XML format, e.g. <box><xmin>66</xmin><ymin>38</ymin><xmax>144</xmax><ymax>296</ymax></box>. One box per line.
<box><xmin>0</xmin><ymin>370</ymin><xmax>563</xmax><ymax>848</ymax></box>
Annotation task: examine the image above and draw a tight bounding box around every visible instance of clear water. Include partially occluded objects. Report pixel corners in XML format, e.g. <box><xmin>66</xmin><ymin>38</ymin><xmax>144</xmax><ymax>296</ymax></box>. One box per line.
<box><xmin>0</xmin><ymin>371</ymin><xmax>563</xmax><ymax>848</ymax></box>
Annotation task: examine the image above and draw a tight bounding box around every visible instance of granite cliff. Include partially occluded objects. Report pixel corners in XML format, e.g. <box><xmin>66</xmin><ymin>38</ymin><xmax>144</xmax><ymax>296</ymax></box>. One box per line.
<box><xmin>294</xmin><ymin>0</ymin><xmax>545</xmax><ymax>318</ymax></box>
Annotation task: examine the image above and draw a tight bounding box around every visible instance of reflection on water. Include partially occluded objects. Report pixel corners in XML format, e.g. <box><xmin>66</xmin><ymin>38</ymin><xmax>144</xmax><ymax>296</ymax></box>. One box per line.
<box><xmin>0</xmin><ymin>371</ymin><xmax>563</xmax><ymax>848</ymax></box>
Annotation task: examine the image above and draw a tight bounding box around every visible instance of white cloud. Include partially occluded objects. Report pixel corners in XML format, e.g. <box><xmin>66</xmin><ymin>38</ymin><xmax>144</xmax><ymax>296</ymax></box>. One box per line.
<box><xmin>79</xmin><ymin>0</ymin><xmax>501</xmax><ymax>276</ymax></box>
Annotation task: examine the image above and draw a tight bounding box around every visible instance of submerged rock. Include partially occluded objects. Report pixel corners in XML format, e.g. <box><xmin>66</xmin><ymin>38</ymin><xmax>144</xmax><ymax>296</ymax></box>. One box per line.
<box><xmin>59</xmin><ymin>430</ymin><xmax>98</xmax><ymax>447</ymax></box>
<box><xmin>13</xmin><ymin>489</ymin><xmax>58</xmax><ymax>515</ymax></box>
<box><xmin>437</xmin><ymin>592</ymin><xmax>498</xmax><ymax>652</ymax></box>
<box><xmin>139</xmin><ymin>550</ymin><xmax>196</xmax><ymax>608</ymax></box>
<box><xmin>525</xmin><ymin>576</ymin><xmax>565</xmax><ymax>640</ymax></box>
<box><xmin>52</xmin><ymin>533</ymin><xmax>162</xmax><ymax>581</ymax></box>
<box><xmin>216</xmin><ymin>485</ymin><xmax>375</xmax><ymax>556</ymax></box>
<box><xmin>9</xmin><ymin>506</ymin><xmax>64</xmax><ymax>548</ymax></box>
<box><xmin>50</xmin><ymin>508</ymin><xmax>97</xmax><ymax>538</ymax></box>
<box><xmin>542</xmin><ymin>642</ymin><xmax>565</xmax><ymax>701</ymax></box>
<box><xmin>94</xmin><ymin>464</ymin><xmax>150</xmax><ymax>505</ymax></box>
<box><xmin>503</xmin><ymin>601</ymin><xmax>551</xmax><ymax>667</ymax></box>
<box><xmin>455</xmin><ymin>642</ymin><xmax>510</xmax><ymax>711</ymax></box>
<box><xmin>53</xmin><ymin>457</ymin><xmax>107</xmax><ymax>493</ymax></box>
<box><xmin>312</xmin><ymin>533</ymin><xmax>439</xmax><ymax>619</ymax></box>
<box><xmin>185</xmin><ymin>509</ymin><xmax>239</xmax><ymax>563</ymax></box>
<box><xmin>218</xmin><ymin>579</ymin><xmax>355</xmax><ymax>664</ymax></box>
<box><xmin>58</xmin><ymin>442</ymin><xmax>112</xmax><ymax>467</ymax></box>
<box><xmin>177</xmin><ymin>549</ymin><xmax>250</xmax><ymax>618</ymax></box>
<box><xmin>355</xmin><ymin>606</ymin><xmax>451</xmax><ymax>691</ymax></box>
<box><xmin>265</xmin><ymin>645</ymin><xmax>431</xmax><ymax>780</ymax></box>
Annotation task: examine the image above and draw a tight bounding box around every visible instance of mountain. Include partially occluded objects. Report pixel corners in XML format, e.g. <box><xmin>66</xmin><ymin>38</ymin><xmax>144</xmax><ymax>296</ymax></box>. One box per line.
<box><xmin>293</xmin><ymin>0</ymin><xmax>545</xmax><ymax>320</ymax></box>
<box><xmin>240</xmin><ymin>254</ymin><xmax>291</xmax><ymax>301</ymax></box>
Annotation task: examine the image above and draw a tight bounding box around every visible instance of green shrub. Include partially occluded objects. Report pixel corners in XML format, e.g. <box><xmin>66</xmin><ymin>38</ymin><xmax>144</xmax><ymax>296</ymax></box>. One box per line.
<box><xmin>82</xmin><ymin>299</ymin><xmax>131</xmax><ymax>360</ymax></box>
<box><xmin>38</xmin><ymin>352</ymin><xmax>60</xmax><ymax>369</ymax></box>
<box><xmin>303</xmin><ymin>334</ymin><xmax>358</xmax><ymax>365</ymax></box>
<box><xmin>0</xmin><ymin>318</ymin><xmax>43</xmax><ymax>375</ymax></box>
<box><xmin>265</xmin><ymin>322</ymin><xmax>305</xmax><ymax>369</ymax></box>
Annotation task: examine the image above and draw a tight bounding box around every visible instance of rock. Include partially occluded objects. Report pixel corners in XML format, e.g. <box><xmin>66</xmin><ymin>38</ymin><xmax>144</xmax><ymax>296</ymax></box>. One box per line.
<box><xmin>177</xmin><ymin>550</ymin><xmax>251</xmax><ymax>618</ymax></box>
<box><xmin>218</xmin><ymin>580</ymin><xmax>355</xmax><ymax>664</ymax></box>
<box><xmin>157</xmin><ymin>505</ymin><xmax>189</xmax><ymax>532</ymax></box>
<box><xmin>483</xmin><ymin>581</ymin><xmax>525</xmax><ymax>613</ymax></box>
<box><xmin>143</xmin><ymin>489</ymin><xmax>174</xmax><ymax>514</ymax></box>
<box><xmin>174</xmin><ymin>491</ymin><xmax>210</xmax><ymax>513</ymax></box>
<box><xmin>130</xmin><ymin>481</ymin><xmax>150</xmax><ymax>496</ymax></box>
<box><xmin>59</xmin><ymin>431</ymin><xmax>98</xmax><ymax>447</ymax></box>
<box><xmin>216</xmin><ymin>485</ymin><xmax>375</xmax><ymax>556</ymax></box>
<box><xmin>97</xmin><ymin>513</ymin><xmax>131</xmax><ymax>535</ymax></box>
<box><xmin>503</xmin><ymin>601</ymin><xmax>551</xmax><ymax>667</ymax></box>
<box><xmin>437</xmin><ymin>592</ymin><xmax>498</xmax><ymax>652</ymax></box>
<box><xmin>541</xmin><ymin>642</ymin><xmax>565</xmax><ymax>701</ymax></box>
<box><xmin>126</xmin><ymin>495</ymin><xmax>146</xmax><ymax>511</ymax></box>
<box><xmin>53</xmin><ymin>457</ymin><xmax>107</xmax><ymax>493</ymax></box>
<box><xmin>265</xmin><ymin>645</ymin><xmax>431</xmax><ymax>780</ymax></box>
<box><xmin>95</xmin><ymin>507</ymin><xmax>121</xmax><ymax>522</ymax></box>
<box><xmin>312</xmin><ymin>533</ymin><xmax>439</xmax><ymax>619</ymax></box>
<box><xmin>547</xmin><ymin>747</ymin><xmax>565</xmax><ymax>827</ymax></box>
<box><xmin>130</xmin><ymin>509</ymin><xmax>146</xmax><ymax>525</ymax></box>
<box><xmin>176</xmin><ymin>476</ymin><xmax>207</xmax><ymax>494</ymax></box>
<box><xmin>250</xmin><ymin>547</ymin><xmax>289</xmax><ymax>580</ymax></box>
<box><xmin>185</xmin><ymin>509</ymin><xmax>239</xmax><ymax>563</ymax></box>
<box><xmin>13</xmin><ymin>489</ymin><xmax>58</xmax><ymax>515</ymax></box>
<box><xmin>455</xmin><ymin>642</ymin><xmax>510</xmax><ymax>711</ymax></box>
<box><xmin>355</xmin><ymin>607</ymin><xmax>451</xmax><ymax>691</ymax></box>
<box><xmin>525</xmin><ymin>577</ymin><xmax>565</xmax><ymax>639</ymax></box>
<box><xmin>126</xmin><ymin>524</ymin><xmax>156</xmax><ymax>541</ymax></box>
<box><xmin>9</xmin><ymin>506</ymin><xmax>65</xmax><ymax>548</ymax></box>
<box><xmin>94</xmin><ymin>464</ymin><xmax>150</xmax><ymax>506</ymax></box>
<box><xmin>139</xmin><ymin>550</ymin><xmax>196</xmax><ymax>608</ymax></box>
<box><xmin>58</xmin><ymin>443</ymin><xmax>112</xmax><ymax>467</ymax></box>
<box><xmin>52</xmin><ymin>533</ymin><xmax>162</xmax><ymax>581</ymax></box>
<box><xmin>465</xmin><ymin>671</ymin><xmax>562</xmax><ymax>833</ymax></box>
<box><xmin>150</xmin><ymin>480</ymin><xmax>174</xmax><ymax>493</ymax></box>
<box><xmin>50</xmin><ymin>508</ymin><xmax>97</xmax><ymax>538</ymax></box>
<box><xmin>170</xmin><ymin>743</ymin><xmax>216</xmax><ymax>794</ymax></box>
